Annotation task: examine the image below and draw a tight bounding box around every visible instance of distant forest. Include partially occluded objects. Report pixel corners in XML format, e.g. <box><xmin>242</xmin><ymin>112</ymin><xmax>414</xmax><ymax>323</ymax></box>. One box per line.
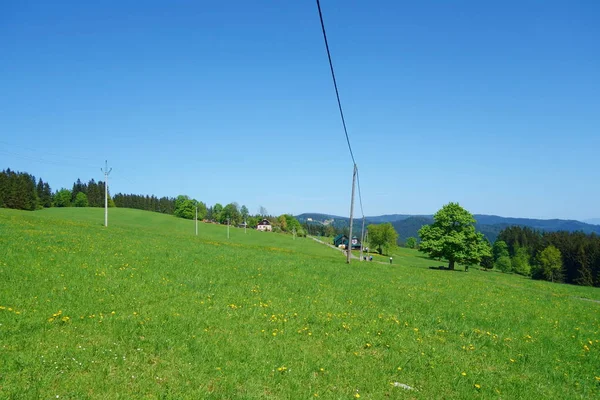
<box><xmin>493</xmin><ymin>226</ymin><xmax>600</xmax><ymax>287</ymax></box>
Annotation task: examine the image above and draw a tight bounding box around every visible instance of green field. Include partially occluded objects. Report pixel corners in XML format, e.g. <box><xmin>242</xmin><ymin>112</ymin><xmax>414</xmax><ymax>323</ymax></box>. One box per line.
<box><xmin>1</xmin><ymin>208</ymin><xmax>599</xmax><ymax>399</ymax></box>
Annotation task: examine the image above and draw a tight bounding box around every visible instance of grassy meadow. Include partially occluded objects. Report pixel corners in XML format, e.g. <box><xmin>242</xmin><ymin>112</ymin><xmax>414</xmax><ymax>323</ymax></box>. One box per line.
<box><xmin>1</xmin><ymin>207</ymin><xmax>599</xmax><ymax>399</ymax></box>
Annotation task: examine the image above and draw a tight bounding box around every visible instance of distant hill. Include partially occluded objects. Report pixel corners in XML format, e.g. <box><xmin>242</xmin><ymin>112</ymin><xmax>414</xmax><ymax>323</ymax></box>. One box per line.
<box><xmin>584</xmin><ymin>218</ymin><xmax>600</xmax><ymax>226</ymax></box>
<box><xmin>296</xmin><ymin>212</ymin><xmax>600</xmax><ymax>244</ymax></box>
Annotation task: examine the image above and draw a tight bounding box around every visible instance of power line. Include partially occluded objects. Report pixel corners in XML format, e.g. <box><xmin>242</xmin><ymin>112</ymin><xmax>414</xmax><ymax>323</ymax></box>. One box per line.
<box><xmin>0</xmin><ymin>140</ymin><xmax>98</xmax><ymax>163</ymax></box>
<box><xmin>315</xmin><ymin>0</ymin><xmax>356</xmax><ymax>165</ymax></box>
<box><xmin>356</xmin><ymin>168</ymin><xmax>365</xmax><ymax>217</ymax></box>
<box><xmin>0</xmin><ymin>149</ymin><xmax>98</xmax><ymax>170</ymax></box>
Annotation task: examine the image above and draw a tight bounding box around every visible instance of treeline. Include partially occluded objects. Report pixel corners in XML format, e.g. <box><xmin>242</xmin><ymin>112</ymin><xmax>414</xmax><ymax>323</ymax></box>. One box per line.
<box><xmin>490</xmin><ymin>226</ymin><xmax>600</xmax><ymax>287</ymax></box>
<box><xmin>66</xmin><ymin>178</ymin><xmax>111</xmax><ymax>207</ymax></box>
<box><xmin>0</xmin><ymin>169</ymin><xmax>109</xmax><ymax>210</ymax></box>
<box><xmin>0</xmin><ymin>169</ymin><xmax>51</xmax><ymax>210</ymax></box>
<box><xmin>113</xmin><ymin>193</ymin><xmax>176</xmax><ymax>214</ymax></box>
<box><xmin>112</xmin><ymin>192</ymin><xmax>307</xmax><ymax>236</ymax></box>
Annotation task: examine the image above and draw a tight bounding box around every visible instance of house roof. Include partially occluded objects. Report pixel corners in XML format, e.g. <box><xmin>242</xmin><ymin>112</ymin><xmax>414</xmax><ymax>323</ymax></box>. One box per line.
<box><xmin>258</xmin><ymin>219</ymin><xmax>271</xmax><ymax>225</ymax></box>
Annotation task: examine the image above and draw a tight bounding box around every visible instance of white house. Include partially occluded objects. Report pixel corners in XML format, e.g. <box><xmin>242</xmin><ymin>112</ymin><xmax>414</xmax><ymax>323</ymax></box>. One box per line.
<box><xmin>257</xmin><ymin>218</ymin><xmax>272</xmax><ymax>231</ymax></box>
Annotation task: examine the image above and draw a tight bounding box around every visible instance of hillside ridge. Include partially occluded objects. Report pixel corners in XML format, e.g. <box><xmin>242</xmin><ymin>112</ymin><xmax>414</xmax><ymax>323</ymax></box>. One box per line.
<box><xmin>296</xmin><ymin>212</ymin><xmax>600</xmax><ymax>243</ymax></box>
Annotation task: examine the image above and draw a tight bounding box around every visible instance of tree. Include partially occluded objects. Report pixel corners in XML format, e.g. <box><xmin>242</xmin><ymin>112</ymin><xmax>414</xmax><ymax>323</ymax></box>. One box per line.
<box><xmin>53</xmin><ymin>188</ymin><xmax>72</xmax><ymax>207</ymax></box>
<box><xmin>367</xmin><ymin>223</ymin><xmax>399</xmax><ymax>255</ymax></box>
<box><xmin>258</xmin><ymin>206</ymin><xmax>268</xmax><ymax>217</ymax></box>
<box><xmin>278</xmin><ymin>215</ymin><xmax>288</xmax><ymax>231</ymax></box>
<box><xmin>535</xmin><ymin>245</ymin><xmax>564</xmax><ymax>283</ymax></box>
<box><xmin>74</xmin><ymin>192</ymin><xmax>89</xmax><ymax>207</ymax></box>
<box><xmin>247</xmin><ymin>216</ymin><xmax>259</xmax><ymax>228</ymax></box>
<box><xmin>492</xmin><ymin>240</ymin><xmax>509</xmax><ymax>261</ymax></box>
<box><xmin>418</xmin><ymin>202</ymin><xmax>491</xmax><ymax>270</ymax></box>
<box><xmin>174</xmin><ymin>195</ymin><xmax>200</xmax><ymax>220</ymax></box>
<box><xmin>41</xmin><ymin>182</ymin><xmax>52</xmax><ymax>208</ymax></box>
<box><xmin>405</xmin><ymin>237</ymin><xmax>418</xmax><ymax>249</ymax></box>
<box><xmin>71</xmin><ymin>178</ymin><xmax>86</xmax><ymax>202</ymax></box>
<box><xmin>221</xmin><ymin>203</ymin><xmax>241</xmax><ymax>225</ymax></box>
<box><xmin>512</xmin><ymin>246</ymin><xmax>531</xmax><ymax>276</ymax></box>
<box><xmin>480</xmin><ymin>254</ymin><xmax>494</xmax><ymax>270</ymax></box>
<box><xmin>240</xmin><ymin>205</ymin><xmax>249</xmax><ymax>222</ymax></box>
<box><xmin>495</xmin><ymin>255</ymin><xmax>512</xmax><ymax>273</ymax></box>
<box><xmin>213</xmin><ymin>203</ymin><xmax>223</xmax><ymax>222</ymax></box>
<box><xmin>196</xmin><ymin>201</ymin><xmax>207</xmax><ymax>220</ymax></box>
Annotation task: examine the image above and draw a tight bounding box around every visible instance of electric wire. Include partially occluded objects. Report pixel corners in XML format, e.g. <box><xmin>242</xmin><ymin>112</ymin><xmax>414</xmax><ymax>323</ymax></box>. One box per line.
<box><xmin>315</xmin><ymin>0</ymin><xmax>356</xmax><ymax>166</ymax></box>
<box><xmin>316</xmin><ymin>0</ymin><xmax>367</xmax><ymax>228</ymax></box>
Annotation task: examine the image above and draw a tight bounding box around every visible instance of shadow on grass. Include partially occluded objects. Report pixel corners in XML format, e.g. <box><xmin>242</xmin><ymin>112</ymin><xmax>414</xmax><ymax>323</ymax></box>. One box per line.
<box><xmin>428</xmin><ymin>265</ymin><xmax>467</xmax><ymax>272</ymax></box>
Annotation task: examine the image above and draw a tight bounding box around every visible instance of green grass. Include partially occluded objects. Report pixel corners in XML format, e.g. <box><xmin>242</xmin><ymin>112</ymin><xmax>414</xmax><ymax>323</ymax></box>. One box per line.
<box><xmin>1</xmin><ymin>207</ymin><xmax>599</xmax><ymax>399</ymax></box>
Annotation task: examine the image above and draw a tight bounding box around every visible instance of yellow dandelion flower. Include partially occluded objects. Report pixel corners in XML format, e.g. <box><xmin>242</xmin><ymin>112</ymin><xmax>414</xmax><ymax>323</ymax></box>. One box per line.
<box><xmin>474</xmin><ymin>383</ymin><xmax>481</xmax><ymax>389</ymax></box>
<box><xmin>354</xmin><ymin>394</ymin><xmax>360</xmax><ymax>398</ymax></box>
<box><xmin>461</xmin><ymin>372</ymin><xmax>467</xmax><ymax>376</ymax></box>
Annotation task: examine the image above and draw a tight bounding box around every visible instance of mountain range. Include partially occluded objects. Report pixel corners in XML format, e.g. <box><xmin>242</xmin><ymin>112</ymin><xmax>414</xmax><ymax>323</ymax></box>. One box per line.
<box><xmin>296</xmin><ymin>213</ymin><xmax>600</xmax><ymax>244</ymax></box>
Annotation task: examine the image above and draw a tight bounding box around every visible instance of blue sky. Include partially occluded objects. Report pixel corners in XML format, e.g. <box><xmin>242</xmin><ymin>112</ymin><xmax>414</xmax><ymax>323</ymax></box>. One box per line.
<box><xmin>1</xmin><ymin>1</ymin><xmax>599</xmax><ymax>220</ymax></box>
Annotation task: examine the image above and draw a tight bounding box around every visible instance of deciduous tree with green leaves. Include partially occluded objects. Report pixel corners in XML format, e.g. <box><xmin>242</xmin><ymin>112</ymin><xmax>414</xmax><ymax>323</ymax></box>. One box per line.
<box><xmin>405</xmin><ymin>237</ymin><xmax>417</xmax><ymax>249</ymax></box>
<box><xmin>367</xmin><ymin>223</ymin><xmax>399</xmax><ymax>255</ymax></box>
<box><xmin>418</xmin><ymin>202</ymin><xmax>491</xmax><ymax>270</ymax></box>
<box><xmin>492</xmin><ymin>240</ymin><xmax>509</xmax><ymax>261</ymax></box>
<box><xmin>53</xmin><ymin>188</ymin><xmax>72</xmax><ymax>208</ymax></box>
<box><xmin>74</xmin><ymin>192</ymin><xmax>89</xmax><ymax>207</ymax></box>
<box><xmin>534</xmin><ymin>245</ymin><xmax>564</xmax><ymax>283</ymax></box>
<box><xmin>512</xmin><ymin>246</ymin><xmax>532</xmax><ymax>276</ymax></box>
<box><xmin>495</xmin><ymin>255</ymin><xmax>512</xmax><ymax>273</ymax></box>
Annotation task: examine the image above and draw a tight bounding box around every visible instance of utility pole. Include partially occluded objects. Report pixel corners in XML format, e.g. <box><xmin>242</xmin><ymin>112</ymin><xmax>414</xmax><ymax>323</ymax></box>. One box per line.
<box><xmin>347</xmin><ymin>164</ymin><xmax>357</xmax><ymax>264</ymax></box>
<box><xmin>101</xmin><ymin>160</ymin><xmax>112</xmax><ymax>227</ymax></box>
<box><xmin>359</xmin><ymin>216</ymin><xmax>366</xmax><ymax>261</ymax></box>
<box><xmin>244</xmin><ymin>219</ymin><xmax>247</xmax><ymax>234</ymax></box>
<box><xmin>365</xmin><ymin>229</ymin><xmax>369</xmax><ymax>258</ymax></box>
<box><xmin>195</xmin><ymin>206</ymin><xmax>198</xmax><ymax>236</ymax></box>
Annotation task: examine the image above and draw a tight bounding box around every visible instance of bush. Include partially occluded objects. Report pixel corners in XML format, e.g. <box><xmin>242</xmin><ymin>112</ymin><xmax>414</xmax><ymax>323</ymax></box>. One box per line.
<box><xmin>495</xmin><ymin>255</ymin><xmax>512</xmax><ymax>273</ymax></box>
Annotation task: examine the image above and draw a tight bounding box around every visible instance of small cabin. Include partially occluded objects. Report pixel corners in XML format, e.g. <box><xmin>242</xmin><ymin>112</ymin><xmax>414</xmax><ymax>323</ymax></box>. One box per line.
<box><xmin>257</xmin><ymin>219</ymin><xmax>272</xmax><ymax>231</ymax></box>
<box><xmin>333</xmin><ymin>234</ymin><xmax>349</xmax><ymax>248</ymax></box>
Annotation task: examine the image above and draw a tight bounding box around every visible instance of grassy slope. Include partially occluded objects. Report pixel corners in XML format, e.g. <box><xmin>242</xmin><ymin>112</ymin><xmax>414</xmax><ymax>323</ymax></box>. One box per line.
<box><xmin>1</xmin><ymin>208</ymin><xmax>599</xmax><ymax>399</ymax></box>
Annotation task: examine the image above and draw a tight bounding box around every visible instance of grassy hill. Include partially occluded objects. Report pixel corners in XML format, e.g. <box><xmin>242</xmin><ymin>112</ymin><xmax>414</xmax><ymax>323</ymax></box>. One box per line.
<box><xmin>1</xmin><ymin>208</ymin><xmax>599</xmax><ymax>398</ymax></box>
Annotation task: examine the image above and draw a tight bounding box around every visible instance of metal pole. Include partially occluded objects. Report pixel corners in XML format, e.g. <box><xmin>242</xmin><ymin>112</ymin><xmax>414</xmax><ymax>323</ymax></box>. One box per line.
<box><xmin>347</xmin><ymin>164</ymin><xmax>357</xmax><ymax>264</ymax></box>
<box><xmin>359</xmin><ymin>216</ymin><xmax>365</xmax><ymax>261</ymax></box>
<box><xmin>101</xmin><ymin>160</ymin><xmax>112</xmax><ymax>227</ymax></box>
